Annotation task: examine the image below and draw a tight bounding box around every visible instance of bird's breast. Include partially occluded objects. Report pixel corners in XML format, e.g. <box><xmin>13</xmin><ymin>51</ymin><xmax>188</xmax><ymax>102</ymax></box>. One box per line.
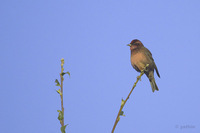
<box><xmin>131</xmin><ymin>52</ymin><xmax>148</xmax><ymax>71</ymax></box>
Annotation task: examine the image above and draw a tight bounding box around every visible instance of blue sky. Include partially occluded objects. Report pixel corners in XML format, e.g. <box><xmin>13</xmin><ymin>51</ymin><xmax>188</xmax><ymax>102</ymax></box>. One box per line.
<box><xmin>1</xmin><ymin>0</ymin><xmax>200</xmax><ymax>133</ymax></box>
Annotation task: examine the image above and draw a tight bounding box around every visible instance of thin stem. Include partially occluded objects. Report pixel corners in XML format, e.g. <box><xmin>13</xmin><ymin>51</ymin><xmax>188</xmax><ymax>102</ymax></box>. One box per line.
<box><xmin>111</xmin><ymin>64</ymin><xmax>149</xmax><ymax>133</ymax></box>
<box><xmin>60</xmin><ymin>59</ymin><xmax>65</xmax><ymax>127</ymax></box>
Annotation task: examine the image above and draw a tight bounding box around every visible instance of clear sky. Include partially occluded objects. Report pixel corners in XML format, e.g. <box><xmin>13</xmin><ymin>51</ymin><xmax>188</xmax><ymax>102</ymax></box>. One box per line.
<box><xmin>0</xmin><ymin>0</ymin><xmax>200</xmax><ymax>133</ymax></box>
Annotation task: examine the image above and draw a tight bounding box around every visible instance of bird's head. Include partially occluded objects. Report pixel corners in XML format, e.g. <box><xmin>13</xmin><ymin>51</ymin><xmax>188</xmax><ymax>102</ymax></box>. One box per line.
<box><xmin>127</xmin><ymin>39</ymin><xmax>144</xmax><ymax>50</ymax></box>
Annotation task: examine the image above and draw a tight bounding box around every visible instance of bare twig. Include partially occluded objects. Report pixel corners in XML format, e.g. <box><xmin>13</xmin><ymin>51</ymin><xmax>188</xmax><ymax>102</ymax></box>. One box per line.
<box><xmin>111</xmin><ymin>64</ymin><xmax>149</xmax><ymax>133</ymax></box>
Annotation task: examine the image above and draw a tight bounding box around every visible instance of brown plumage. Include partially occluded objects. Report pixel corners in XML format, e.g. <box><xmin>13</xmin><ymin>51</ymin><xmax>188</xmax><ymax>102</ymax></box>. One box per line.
<box><xmin>127</xmin><ymin>39</ymin><xmax>160</xmax><ymax>92</ymax></box>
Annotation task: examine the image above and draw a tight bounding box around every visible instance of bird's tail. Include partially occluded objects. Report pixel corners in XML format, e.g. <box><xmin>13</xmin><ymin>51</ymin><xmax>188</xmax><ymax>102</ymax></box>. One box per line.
<box><xmin>147</xmin><ymin>71</ymin><xmax>159</xmax><ymax>92</ymax></box>
<box><xmin>150</xmin><ymin>78</ymin><xmax>159</xmax><ymax>92</ymax></box>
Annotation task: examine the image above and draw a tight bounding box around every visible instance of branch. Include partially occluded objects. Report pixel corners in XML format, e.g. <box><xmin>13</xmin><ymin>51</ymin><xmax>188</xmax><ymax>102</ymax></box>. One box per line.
<box><xmin>56</xmin><ymin>58</ymin><xmax>70</xmax><ymax>133</ymax></box>
<box><xmin>111</xmin><ymin>64</ymin><xmax>149</xmax><ymax>133</ymax></box>
<box><xmin>60</xmin><ymin>58</ymin><xmax>65</xmax><ymax>127</ymax></box>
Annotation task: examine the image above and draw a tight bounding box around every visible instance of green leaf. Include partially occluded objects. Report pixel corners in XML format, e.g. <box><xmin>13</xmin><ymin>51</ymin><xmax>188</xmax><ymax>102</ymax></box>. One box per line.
<box><xmin>61</xmin><ymin>72</ymin><xmax>65</xmax><ymax>76</ymax></box>
<box><xmin>120</xmin><ymin>111</ymin><xmax>125</xmax><ymax>117</ymax></box>
<box><xmin>61</xmin><ymin>124</ymin><xmax>68</xmax><ymax>133</ymax></box>
<box><xmin>56</xmin><ymin>89</ymin><xmax>62</xmax><ymax>95</ymax></box>
<box><xmin>55</xmin><ymin>79</ymin><xmax>60</xmax><ymax>86</ymax></box>
<box><xmin>61</xmin><ymin>71</ymin><xmax>70</xmax><ymax>77</ymax></box>
<box><xmin>66</xmin><ymin>71</ymin><xmax>70</xmax><ymax>77</ymax></box>
<box><xmin>121</xmin><ymin>99</ymin><xmax>125</xmax><ymax>106</ymax></box>
<box><xmin>57</xmin><ymin>110</ymin><xmax>64</xmax><ymax>120</ymax></box>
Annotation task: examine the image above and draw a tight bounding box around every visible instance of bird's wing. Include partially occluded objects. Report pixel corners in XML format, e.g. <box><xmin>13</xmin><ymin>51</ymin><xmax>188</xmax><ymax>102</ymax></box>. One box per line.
<box><xmin>143</xmin><ymin>47</ymin><xmax>154</xmax><ymax>61</ymax></box>
<box><xmin>154</xmin><ymin>64</ymin><xmax>160</xmax><ymax>78</ymax></box>
<box><xmin>143</xmin><ymin>47</ymin><xmax>160</xmax><ymax>78</ymax></box>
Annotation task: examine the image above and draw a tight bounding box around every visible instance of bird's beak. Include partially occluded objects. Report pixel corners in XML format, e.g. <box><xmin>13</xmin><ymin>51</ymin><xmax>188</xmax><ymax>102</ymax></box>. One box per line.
<box><xmin>127</xmin><ymin>44</ymin><xmax>131</xmax><ymax>46</ymax></box>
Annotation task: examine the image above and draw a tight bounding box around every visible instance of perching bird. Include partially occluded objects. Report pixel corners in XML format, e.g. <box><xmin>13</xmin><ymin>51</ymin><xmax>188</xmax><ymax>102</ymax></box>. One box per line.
<box><xmin>127</xmin><ymin>39</ymin><xmax>160</xmax><ymax>92</ymax></box>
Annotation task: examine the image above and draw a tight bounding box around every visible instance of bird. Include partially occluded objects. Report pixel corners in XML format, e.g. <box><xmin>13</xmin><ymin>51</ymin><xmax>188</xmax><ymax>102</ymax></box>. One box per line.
<box><xmin>127</xmin><ymin>39</ymin><xmax>160</xmax><ymax>92</ymax></box>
